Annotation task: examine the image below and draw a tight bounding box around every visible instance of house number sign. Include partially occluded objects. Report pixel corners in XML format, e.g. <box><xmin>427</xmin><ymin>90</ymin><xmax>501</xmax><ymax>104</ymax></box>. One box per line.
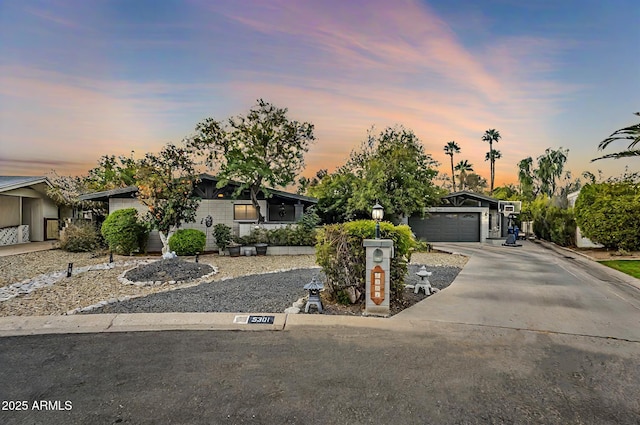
<box><xmin>370</xmin><ymin>265</ymin><xmax>385</xmax><ymax>305</ymax></box>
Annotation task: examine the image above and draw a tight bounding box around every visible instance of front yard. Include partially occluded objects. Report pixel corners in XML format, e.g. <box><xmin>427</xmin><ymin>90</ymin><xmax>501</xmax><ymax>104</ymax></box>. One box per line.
<box><xmin>599</xmin><ymin>260</ymin><xmax>640</xmax><ymax>279</ymax></box>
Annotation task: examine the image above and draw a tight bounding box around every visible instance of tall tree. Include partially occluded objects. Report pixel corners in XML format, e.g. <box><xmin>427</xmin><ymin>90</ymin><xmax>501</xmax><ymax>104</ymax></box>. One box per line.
<box><xmin>535</xmin><ymin>148</ymin><xmax>568</xmax><ymax>197</ymax></box>
<box><xmin>84</xmin><ymin>153</ymin><xmax>138</xmax><ymax>192</ymax></box>
<box><xmin>461</xmin><ymin>172</ymin><xmax>487</xmax><ymax>193</ymax></box>
<box><xmin>443</xmin><ymin>141</ymin><xmax>461</xmax><ymax>191</ymax></box>
<box><xmin>454</xmin><ymin>160</ymin><xmax>474</xmax><ymax>191</ymax></box>
<box><xmin>517</xmin><ymin>157</ymin><xmax>535</xmax><ymax>201</ymax></box>
<box><xmin>136</xmin><ymin>143</ymin><xmax>201</xmax><ymax>253</ymax></box>
<box><xmin>592</xmin><ymin>112</ymin><xmax>640</xmax><ymax>161</ymax></box>
<box><xmin>482</xmin><ymin>129</ymin><xmax>501</xmax><ymax>194</ymax></box>
<box><xmin>189</xmin><ymin>99</ymin><xmax>315</xmax><ymax>222</ymax></box>
<box><xmin>311</xmin><ymin>126</ymin><xmax>441</xmax><ymax>223</ymax></box>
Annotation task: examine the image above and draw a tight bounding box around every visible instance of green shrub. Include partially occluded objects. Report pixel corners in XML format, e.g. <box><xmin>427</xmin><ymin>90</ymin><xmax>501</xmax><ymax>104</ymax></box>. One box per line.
<box><xmin>316</xmin><ymin>220</ymin><xmax>417</xmax><ymax>304</ymax></box>
<box><xmin>213</xmin><ymin>223</ymin><xmax>232</xmax><ymax>251</ymax></box>
<box><xmin>527</xmin><ymin>196</ymin><xmax>575</xmax><ymax>247</ymax></box>
<box><xmin>101</xmin><ymin>208</ymin><xmax>149</xmax><ymax>255</ymax></box>
<box><xmin>59</xmin><ymin>222</ymin><xmax>101</xmax><ymax>252</ymax></box>
<box><xmin>168</xmin><ymin>229</ymin><xmax>206</xmax><ymax>256</ymax></box>
<box><xmin>575</xmin><ymin>181</ymin><xmax>640</xmax><ymax>251</ymax></box>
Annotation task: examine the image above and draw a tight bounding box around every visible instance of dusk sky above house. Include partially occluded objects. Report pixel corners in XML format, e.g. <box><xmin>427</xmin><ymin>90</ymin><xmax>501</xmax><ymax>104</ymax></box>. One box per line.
<box><xmin>0</xmin><ymin>0</ymin><xmax>638</xmax><ymax>188</ymax></box>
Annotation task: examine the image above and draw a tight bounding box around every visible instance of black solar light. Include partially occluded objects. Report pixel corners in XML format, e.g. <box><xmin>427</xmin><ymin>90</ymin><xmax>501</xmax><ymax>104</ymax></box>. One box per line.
<box><xmin>303</xmin><ymin>275</ymin><xmax>324</xmax><ymax>313</ymax></box>
<box><xmin>372</xmin><ymin>203</ymin><xmax>384</xmax><ymax>239</ymax></box>
<box><xmin>67</xmin><ymin>263</ymin><xmax>73</xmax><ymax>278</ymax></box>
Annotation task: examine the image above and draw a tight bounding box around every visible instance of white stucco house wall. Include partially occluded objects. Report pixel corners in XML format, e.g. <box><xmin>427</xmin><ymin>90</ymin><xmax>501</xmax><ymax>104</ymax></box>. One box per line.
<box><xmin>79</xmin><ymin>174</ymin><xmax>318</xmax><ymax>253</ymax></box>
<box><xmin>0</xmin><ymin>176</ymin><xmax>62</xmax><ymax>246</ymax></box>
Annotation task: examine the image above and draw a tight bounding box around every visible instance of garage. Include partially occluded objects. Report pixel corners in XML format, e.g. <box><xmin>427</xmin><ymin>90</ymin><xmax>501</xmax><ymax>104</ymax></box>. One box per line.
<box><xmin>409</xmin><ymin>212</ymin><xmax>480</xmax><ymax>242</ymax></box>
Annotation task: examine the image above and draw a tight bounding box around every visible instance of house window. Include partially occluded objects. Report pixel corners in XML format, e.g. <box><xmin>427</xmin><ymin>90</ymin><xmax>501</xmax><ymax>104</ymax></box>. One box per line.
<box><xmin>234</xmin><ymin>204</ymin><xmax>258</xmax><ymax>221</ymax></box>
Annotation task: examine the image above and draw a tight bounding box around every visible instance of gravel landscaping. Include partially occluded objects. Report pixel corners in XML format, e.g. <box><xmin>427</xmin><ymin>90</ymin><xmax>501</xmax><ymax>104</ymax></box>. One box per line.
<box><xmin>85</xmin><ymin>262</ymin><xmax>464</xmax><ymax>316</ymax></box>
<box><xmin>0</xmin><ymin>249</ymin><xmax>467</xmax><ymax>316</ymax></box>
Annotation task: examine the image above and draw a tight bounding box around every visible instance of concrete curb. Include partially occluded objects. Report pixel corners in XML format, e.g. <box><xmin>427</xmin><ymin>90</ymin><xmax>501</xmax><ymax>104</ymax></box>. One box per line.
<box><xmin>0</xmin><ymin>312</ymin><xmax>424</xmax><ymax>337</ymax></box>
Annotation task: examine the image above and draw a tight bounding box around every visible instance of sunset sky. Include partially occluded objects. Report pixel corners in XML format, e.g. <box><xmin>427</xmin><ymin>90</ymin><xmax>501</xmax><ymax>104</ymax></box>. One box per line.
<box><xmin>1</xmin><ymin>0</ymin><xmax>638</xmax><ymax>187</ymax></box>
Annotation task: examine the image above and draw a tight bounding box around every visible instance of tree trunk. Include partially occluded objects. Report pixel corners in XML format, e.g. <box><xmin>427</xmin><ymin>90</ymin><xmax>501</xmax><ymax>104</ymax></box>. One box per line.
<box><xmin>158</xmin><ymin>227</ymin><xmax>176</xmax><ymax>254</ymax></box>
<box><xmin>250</xmin><ymin>185</ymin><xmax>265</xmax><ymax>223</ymax></box>
<box><xmin>450</xmin><ymin>156</ymin><xmax>456</xmax><ymax>192</ymax></box>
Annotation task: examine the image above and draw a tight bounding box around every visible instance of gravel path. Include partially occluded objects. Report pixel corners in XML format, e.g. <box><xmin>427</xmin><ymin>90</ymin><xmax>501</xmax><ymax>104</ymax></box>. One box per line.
<box><xmin>85</xmin><ymin>264</ymin><xmax>463</xmax><ymax>315</ymax></box>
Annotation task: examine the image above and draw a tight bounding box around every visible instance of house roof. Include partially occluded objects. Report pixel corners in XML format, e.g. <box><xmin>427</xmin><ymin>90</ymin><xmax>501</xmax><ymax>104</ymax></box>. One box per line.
<box><xmin>0</xmin><ymin>176</ymin><xmax>53</xmax><ymax>193</ymax></box>
<box><xmin>79</xmin><ymin>174</ymin><xmax>317</xmax><ymax>204</ymax></box>
<box><xmin>442</xmin><ymin>190</ymin><xmax>499</xmax><ymax>205</ymax></box>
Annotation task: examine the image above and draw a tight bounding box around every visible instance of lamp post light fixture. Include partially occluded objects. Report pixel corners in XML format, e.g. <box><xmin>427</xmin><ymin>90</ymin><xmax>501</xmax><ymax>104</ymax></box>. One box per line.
<box><xmin>372</xmin><ymin>203</ymin><xmax>384</xmax><ymax>239</ymax></box>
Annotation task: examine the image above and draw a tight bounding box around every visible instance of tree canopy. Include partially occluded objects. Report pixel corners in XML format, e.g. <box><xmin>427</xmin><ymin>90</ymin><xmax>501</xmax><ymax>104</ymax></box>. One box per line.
<box><xmin>592</xmin><ymin>112</ymin><xmax>640</xmax><ymax>161</ymax></box>
<box><xmin>310</xmin><ymin>126</ymin><xmax>441</xmax><ymax>223</ymax></box>
<box><xmin>135</xmin><ymin>142</ymin><xmax>201</xmax><ymax>253</ymax></box>
<box><xmin>189</xmin><ymin>99</ymin><xmax>315</xmax><ymax>222</ymax></box>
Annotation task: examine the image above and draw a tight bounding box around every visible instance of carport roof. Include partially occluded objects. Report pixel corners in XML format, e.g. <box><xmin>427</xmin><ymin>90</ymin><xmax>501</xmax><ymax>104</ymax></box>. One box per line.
<box><xmin>0</xmin><ymin>176</ymin><xmax>52</xmax><ymax>193</ymax></box>
<box><xmin>442</xmin><ymin>191</ymin><xmax>499</xmax><ymax>207</ymax></box>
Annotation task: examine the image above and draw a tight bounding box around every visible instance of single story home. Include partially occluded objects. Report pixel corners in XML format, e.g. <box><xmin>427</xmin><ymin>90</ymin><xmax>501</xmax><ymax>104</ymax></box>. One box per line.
<box><xmin>567</xmin><ymin>190</ymin><xmax>603</xmax><ymax>248</ymax></box>
<box><xmin>79</xmin><ymin>173</ymin><xmax>318</xmax><ymax>252</ymax></box>
<box><xmin>406</xmin><ymin>191</ymin><xmax>519</xmax><ymax>243</ymax></box>
<box><xmin>0</xmin><ymin>176</ymin><xmax>64</xmax><ymax>246</ymax></box>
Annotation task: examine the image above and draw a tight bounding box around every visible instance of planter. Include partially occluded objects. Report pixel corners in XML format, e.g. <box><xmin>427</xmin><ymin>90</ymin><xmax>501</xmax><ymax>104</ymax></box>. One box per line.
<box><xmin>228</xmin><ymin>245</ymin><xmax>241</xmax><ymax>257</ymax></box>
<box><xmin>255</xmin><ymin>243</ymin><xmax>268</xmax><ymax>256</ymax></box>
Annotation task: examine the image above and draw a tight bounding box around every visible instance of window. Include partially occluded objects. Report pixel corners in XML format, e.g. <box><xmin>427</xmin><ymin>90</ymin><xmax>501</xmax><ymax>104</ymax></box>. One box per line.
<box><xmin>234</xmin><ymin>204</ymin><xmax>258</xmax><ymax>221</ymax></box>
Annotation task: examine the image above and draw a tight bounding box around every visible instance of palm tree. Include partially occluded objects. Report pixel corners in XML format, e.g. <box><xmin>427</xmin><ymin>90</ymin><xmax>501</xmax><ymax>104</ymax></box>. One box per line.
<box><xmin>454</xmin><ymin>160</ymin><xmax>474</xmax><ymax>191</ymax></box>
<box><xmin>444</xmin><ymin>141</ymin><xmax>461</xmax><ymax>191</ymax></box>
<box><xmin>517</xmin><ymin>157</ymin><xmax>534</xmax><ymax>200</ymax></box>
<box><xmin>592</xmin><ymin>113</ymin><xmax>640</xmax><ymax>161</ymax></box>
<box><xmin>484</xmin><ymin>149</ymin><xmax>502</xmax><ymax>193</ymax></box>
<box><xmin>482</xmin><ymin>129</ymin><xmax>501</xmax><ymax>194</ymax></box>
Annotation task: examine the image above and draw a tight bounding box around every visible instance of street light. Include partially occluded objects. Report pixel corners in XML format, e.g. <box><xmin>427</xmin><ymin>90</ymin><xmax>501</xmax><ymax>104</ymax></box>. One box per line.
<box><xmin>372</xmin><ymin>203</ymin><xmax>384</xmax><ymax>239</ymax></box>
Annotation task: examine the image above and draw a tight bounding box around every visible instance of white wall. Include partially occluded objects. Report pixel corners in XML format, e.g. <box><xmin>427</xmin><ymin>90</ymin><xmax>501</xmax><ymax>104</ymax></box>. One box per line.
<box><xmin>0</xmin><ymin>195</ymin><xmax>20</xmax><ymax>227</ymax></box>
<box><xmin>108</xmin><ymin>198</ymin><xmax>270</xmax><ymax>252</ymax></box>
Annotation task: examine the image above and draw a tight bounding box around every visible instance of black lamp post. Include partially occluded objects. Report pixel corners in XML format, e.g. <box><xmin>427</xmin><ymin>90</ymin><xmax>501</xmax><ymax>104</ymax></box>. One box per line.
<box><xmin>372</xmin><ymin>203</ymin><xmax>384</xmax><ymax>239</ymax></box>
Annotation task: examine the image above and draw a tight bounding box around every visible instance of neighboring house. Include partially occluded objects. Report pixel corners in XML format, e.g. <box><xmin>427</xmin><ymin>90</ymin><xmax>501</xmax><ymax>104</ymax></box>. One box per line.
<box><xmin>0</xmin><ymin>176</ymin><xmax>63</xmax><ymax>246</ymax></box>
<box><xmin>79</xmin><ymin>174</ymin><xmax>317</xmax><ymax>252</ymax></box>
<box><xmin>567</xmin><ymin>190</ymin><xmax>603</xmax><ymax>248</ymax></box>
<box><xmin>406</xmin><ymin>191</ymin><xmax>518</xmax><ymax>243</ymax></box>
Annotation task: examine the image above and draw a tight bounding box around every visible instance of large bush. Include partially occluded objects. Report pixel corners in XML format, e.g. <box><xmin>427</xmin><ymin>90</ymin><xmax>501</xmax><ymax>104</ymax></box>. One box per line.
<box><xmin>527</xmin><ymin>196</ymin><xmax>576</xmax><ymax>247</ymax></box>
<box><xmin>575</xmin><ymin>182</ymin><xmax>640</xmax><ymax>251</ymax></box>
<box><xmin>101</xmin><ymin>208</ymin><xmax>149</xmax><ymax>255</ymax></box>
<box><xmin>59</xmin><ymin>222</ymin><xmax>101</xmax><ymax>252</ymax></box>
<box><xmin>169</xmin><ymin>229</ymin><xmax>206</xmax><ymax>256</ymax></box>
<box><xmin>316</xmin><ymin>220</ymin><xmax>417</xmax><ymax>304</ymax></box>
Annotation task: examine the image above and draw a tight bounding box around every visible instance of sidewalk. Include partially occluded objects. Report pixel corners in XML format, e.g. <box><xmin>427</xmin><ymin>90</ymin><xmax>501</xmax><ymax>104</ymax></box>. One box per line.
<box><xmin>0</xmin><ymin>241</ymin><xmax>56</xmax><ymax>257</ymax></box>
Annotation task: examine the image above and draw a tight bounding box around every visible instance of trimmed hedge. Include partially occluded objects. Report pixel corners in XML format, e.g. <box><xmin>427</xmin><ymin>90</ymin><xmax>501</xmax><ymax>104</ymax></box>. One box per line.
<box><xmin>575</xmin><ymin>182</ymin><xmax>640</xmax><ymax>251</ymax></box>
<box><xmin>101</xmin><ymin>208</ymin><xmax>149</xmax><ymax>255</ymax></box>
<box><xmin>316</xmin><ymin>220</ymin><xmax>417</xmax><ymax>304</ymax></box>
<box><xmin>169</xmin><ymin>229</ymin><xmax>206</xmax><ymax>256</ymax></box>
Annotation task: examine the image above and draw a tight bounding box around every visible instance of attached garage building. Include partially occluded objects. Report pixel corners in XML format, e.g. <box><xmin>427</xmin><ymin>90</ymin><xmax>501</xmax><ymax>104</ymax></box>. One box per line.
<box><xmin>408</xmin><ymin>191</ymin><xmax>507</xmax><ymax>244</ymax></box>
<box><xmin>409</xmin><ymin>211</ymin><xmax>481</xmax><ymax>242</ymax></box>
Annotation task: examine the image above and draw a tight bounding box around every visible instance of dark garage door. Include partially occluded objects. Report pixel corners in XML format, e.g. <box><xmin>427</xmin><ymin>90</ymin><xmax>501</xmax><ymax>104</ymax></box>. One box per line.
<box><xmin>409</xmin><ymin>212</ymin><xmax>480</xmax><ymax>242</ymax></box>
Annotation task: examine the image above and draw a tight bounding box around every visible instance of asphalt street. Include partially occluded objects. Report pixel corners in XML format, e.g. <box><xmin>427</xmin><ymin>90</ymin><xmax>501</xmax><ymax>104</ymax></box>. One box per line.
<box><xmin>0</xmin><ymin>240</ymin><xmax>639</xmax><ymax>424</ymax></box>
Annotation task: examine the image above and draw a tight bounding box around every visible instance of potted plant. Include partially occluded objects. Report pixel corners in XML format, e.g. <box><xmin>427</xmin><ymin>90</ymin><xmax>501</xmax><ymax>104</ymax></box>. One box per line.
<box><xmin>213</xmin><ymin>224</ymin><xmax>232</xmax><ymax>256</ymax></box>
<box><xmin>253</xmin><ymin>227</ymin><xmax>269</xmax><ymax>256</ymax></box>
<box><xmin>227</xmin><ymin>242</ymin><xmax>241</xmax><ymax>257</ymax></box>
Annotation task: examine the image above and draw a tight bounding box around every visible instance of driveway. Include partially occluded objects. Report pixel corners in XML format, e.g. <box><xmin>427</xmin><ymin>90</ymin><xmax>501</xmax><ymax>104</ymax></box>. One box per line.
<box><xmin>396</xmin><ymin>240</ymin><xmax>640</xmax><ymax>342</ymax></box>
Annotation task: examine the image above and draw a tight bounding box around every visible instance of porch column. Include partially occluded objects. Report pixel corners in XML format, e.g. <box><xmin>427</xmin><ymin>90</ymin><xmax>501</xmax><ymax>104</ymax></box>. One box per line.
<box><xmin>294</xmin><ymin>202</ymin><xmax>304</xmax><ymax>221</ymax></box>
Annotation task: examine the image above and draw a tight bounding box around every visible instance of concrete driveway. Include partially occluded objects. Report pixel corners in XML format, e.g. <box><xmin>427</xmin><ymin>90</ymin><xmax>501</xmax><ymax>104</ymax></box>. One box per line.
<box><xmin>396</xmin><ymin>240</ymin><xmax>640</xmax><ymax>342</ymax></box>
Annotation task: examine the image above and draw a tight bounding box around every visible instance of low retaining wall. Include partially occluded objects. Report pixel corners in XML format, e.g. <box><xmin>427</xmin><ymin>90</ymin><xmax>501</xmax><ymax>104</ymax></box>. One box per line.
<box><xmin>239</xmin><ymin>246</ymin><xmax>315</xmax><ymax>256</ymax></box>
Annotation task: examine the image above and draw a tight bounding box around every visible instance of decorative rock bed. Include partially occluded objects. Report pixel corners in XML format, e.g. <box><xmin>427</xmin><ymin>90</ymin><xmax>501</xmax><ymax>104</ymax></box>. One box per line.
<box><xmin>118</xmin><ymin>258</ymin><xmax>217</xmax><ymax>287</ymax></box>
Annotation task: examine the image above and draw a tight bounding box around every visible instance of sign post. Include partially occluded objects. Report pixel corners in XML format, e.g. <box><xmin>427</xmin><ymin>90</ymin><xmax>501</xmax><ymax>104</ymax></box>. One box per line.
<box><xmin>363</xmin><ymin>239</ymin><xmax>393</xmax><ymax>316</ymax></box>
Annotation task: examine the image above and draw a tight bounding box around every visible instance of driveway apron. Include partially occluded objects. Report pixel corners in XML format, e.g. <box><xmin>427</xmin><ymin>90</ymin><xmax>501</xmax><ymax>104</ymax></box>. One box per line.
<box><xmin>394</xmin><ymin>240</ymin><xmax>640</xmax><ymax>342</ymax></box>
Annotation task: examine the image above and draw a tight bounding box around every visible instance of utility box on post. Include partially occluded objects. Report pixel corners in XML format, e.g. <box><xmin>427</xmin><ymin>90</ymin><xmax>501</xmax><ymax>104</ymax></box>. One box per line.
<box><xmin>363</xmin><ymin>239</ymin><xmax>394</xmax><ymax>317</ymax></box>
